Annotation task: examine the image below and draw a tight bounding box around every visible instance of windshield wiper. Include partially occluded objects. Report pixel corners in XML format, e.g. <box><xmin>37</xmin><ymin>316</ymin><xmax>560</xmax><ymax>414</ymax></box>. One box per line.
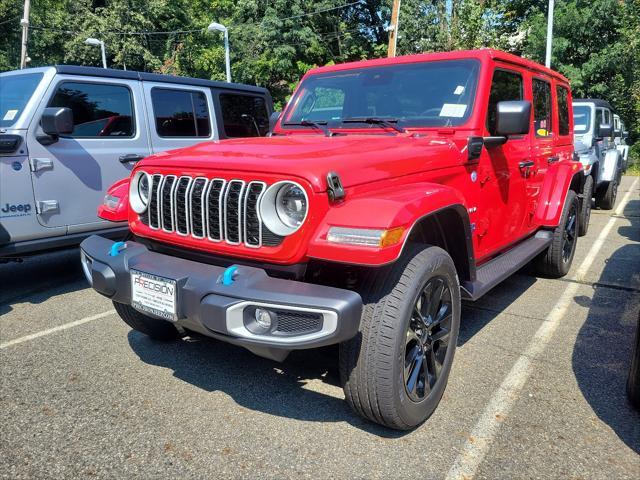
<box><xmin>283</xmin><ymin>120</ymin><xmax>335</xmax><ymax>137</ymax></box>
<box><xmin>342</xmin><ymin>117</ymin><xmax>406</xmax><ymax>133</ymax></box>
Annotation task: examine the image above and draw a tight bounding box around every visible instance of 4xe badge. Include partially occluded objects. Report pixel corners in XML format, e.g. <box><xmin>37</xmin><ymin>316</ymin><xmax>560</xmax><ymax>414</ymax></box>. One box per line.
<box><xmin>1</xmin><ymin>203</ymin><xmax>32</xmax><ymax>218</ymax></box>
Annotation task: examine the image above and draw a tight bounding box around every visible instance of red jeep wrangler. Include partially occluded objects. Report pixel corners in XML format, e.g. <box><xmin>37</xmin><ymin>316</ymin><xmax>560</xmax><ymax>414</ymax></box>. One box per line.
<box><xmin>81</xmin><ymin>49</ymin><xmax>585</xmax><ymax>430</ymax></box>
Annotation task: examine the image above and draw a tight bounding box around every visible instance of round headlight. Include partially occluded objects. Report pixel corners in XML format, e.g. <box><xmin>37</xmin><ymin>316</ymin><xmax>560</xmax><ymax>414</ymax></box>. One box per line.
<box><xmin>276</xmin><ymin>183</ymin><xmax>307</xmax><ymax>228</ymax></box>
<box><xmin>138</xmin><ymin>174</ymin><xmax>149</xmax><ymax>204</ymax></box>
<box><xmin>259</xmin><ymin>181</ymin><xmax>309</xmax><ymax>236</ymax></box>
<box><xmin>129</xmin><ymin>170</ymin><xmax>151</xmax><ymax>214</ymax></box>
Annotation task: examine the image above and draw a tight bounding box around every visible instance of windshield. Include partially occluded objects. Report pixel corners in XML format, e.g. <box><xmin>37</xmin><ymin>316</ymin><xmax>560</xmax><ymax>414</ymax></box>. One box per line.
<box><xmin>0</xmin><ymin>73</ymin><xmax>44</xmax><ymax>128</ymax></box>
<box><xmin>572</xmin><ymin>105</ymin><xmax>591</xmax><ymax>134</ymax></box>
<box><xmin>284</xmin><ymin>59</ymin><xmax>480</xmax><ymax>129</ymax></box>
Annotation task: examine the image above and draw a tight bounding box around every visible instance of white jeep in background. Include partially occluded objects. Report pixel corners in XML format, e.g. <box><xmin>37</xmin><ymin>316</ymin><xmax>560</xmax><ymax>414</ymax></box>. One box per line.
<box><xmin>572</xmin><ymin>99</ymin><xmax>623</xmax><ymax>219</ymax></box>
<box><xmin>613</xmin><ymin>113</ymin><xmax>630</xmax><ymax>171</ymax></box>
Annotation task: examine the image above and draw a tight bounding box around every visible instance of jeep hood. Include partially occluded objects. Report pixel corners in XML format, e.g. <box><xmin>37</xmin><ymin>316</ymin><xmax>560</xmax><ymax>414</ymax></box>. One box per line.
<box><xmin>141</xmin><ymin>135</ymin><xmax>461</xmax><ymax>192</ymax></box>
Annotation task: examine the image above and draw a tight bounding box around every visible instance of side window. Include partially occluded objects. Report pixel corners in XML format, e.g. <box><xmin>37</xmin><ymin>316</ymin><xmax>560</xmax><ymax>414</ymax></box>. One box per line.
<box><xmin>48</xmin><ymin>82</ymin><xmax>134</xmax><ymax>138</ymax></box>
<box><xmin>604</xmin><ymin>109</ymin><xmax>611</xmax><ymax>125</ymax></box>
<box><xmin>532</xmin><ymin>78</ymin><xmax>553</xmax><ymax>137</ymax></box>
<box><xmin>487</xmin><ymin>69</ymin><xmax>523</xmax><ymax>135</ymax></box>
<box><xmin>556</xmin><ymin>85</ymin><xmax>570</xmax><ymax>136</ymax></box>
<box><xmin>219</xmin><ymin>94</ymin><xmax>269</xmax><ymax>137</ymax></box>
<box><xmin>151</xmin><ymin>88</ymin><xmax>210</xmax><ymax>137</ymax></box>
<box><xmin>595</xmin><ymin>108</ymin><xmax>603</xmax><ymax>129</ymax></box>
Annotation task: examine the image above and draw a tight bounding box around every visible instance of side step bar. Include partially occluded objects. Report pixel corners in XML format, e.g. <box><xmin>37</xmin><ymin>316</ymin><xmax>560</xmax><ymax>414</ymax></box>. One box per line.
<box><xmin>461</xmin><ymin>231</ymin><xmax>552</xmax><ymax>301</ymax></box>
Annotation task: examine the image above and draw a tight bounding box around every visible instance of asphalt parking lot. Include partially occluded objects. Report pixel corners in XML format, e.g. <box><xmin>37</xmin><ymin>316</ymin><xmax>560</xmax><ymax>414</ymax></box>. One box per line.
<box><xmin>1</xmin><ymin>176</ymin><xmax>639</xmax><ymax>479</ymax></box>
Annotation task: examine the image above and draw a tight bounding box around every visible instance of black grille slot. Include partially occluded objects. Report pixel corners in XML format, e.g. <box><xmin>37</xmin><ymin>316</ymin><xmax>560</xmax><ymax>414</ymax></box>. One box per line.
<box><xmin>161</xmin><ymin>176</ymin><xmax>176</xmax><ymax>231</ymax></box>
<box><xmin>149</xmin><ymin>174</ymin><xmax>162</xmax><ymax>229</ymax></box>
<box><xmin>225</xmin><ymin>181</ymin><xmax>245</xmax><ymax>244</ymax></box>
<box><xmin>175</xmin><ymin>177</ymin><xmax>191</xmax><ymax>235</ymax></box>
<box><xmin>262</xmin><ymin>227</ymin><xmax>285</xmax><ymax>247</ymax></box>
<box><xmin>190</xmin><ymin>178</ymin><xmax>207</xmax><ymax>238</ymax></box>
<box><xmin>244</xmin><ymin>182</ymin><xmax>265</xmax><ymax>247</ymax></box>
<box><xmin>274</xmin><ymin>310</ymin><xmax>323</xmax><ymax>335</ymax></box>
<box><xmin>206</xmin><ymin>179</ymin><xmax>225</xmax><ymax>240</ymax></box>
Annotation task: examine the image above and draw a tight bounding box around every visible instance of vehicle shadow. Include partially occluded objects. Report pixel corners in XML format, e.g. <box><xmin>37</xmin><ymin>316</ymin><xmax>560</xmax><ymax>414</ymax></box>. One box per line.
<box><xmin>127</xmin><ymin>270</ymin><xmax>539</xmax><ymax>434</ymax></box>
<box><xmin>572</xmin><ymin>198</ymin><xmax>640</xmax><ymax>453</ymax></box>
<box><xmin>127</xmin><ymin>330</ymin><xmax>407</xmax><ymax>437</ymax></box>
<box><xmin>0</xmin><ymin>248</ymin><xmax>87</xmax><ymax>316</ymax></box>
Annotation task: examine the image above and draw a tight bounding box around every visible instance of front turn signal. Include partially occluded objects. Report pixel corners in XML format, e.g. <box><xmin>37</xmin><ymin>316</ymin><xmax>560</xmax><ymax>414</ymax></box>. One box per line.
<box><xmin>326</xmin><ymin>226</ymin><xmax>406</xmax><ymax>248</ymax></box>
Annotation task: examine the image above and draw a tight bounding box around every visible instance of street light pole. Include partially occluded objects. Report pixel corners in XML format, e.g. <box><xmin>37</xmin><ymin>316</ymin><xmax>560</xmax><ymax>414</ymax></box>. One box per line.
<box><xmin>19</xmin><ymin>0</ymin><xmax>31</xmax><ymax>69</ymax></box>
<box><xmin>545</xmin><ymin>0</ymin><xmax>554</xmax><ymax>68</ymax></box>
<box><xmin>85</xmin><ymin>38</ymin><xmax>107</xmax><ymax>68</ymax></box>
<box><xmin>207</xmin><ymin>22</ymin><xmax>231</xmax><ymax>83</ymax></box>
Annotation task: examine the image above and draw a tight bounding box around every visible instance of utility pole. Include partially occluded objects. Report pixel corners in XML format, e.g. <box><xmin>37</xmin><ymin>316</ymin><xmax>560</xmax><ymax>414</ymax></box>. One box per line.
<box><xmin>19</xmin><ymin>0</ymin><xmax>31</xmax><ymax>69</ymax></box>
<box><xmin>387</xmin><ymin>0</ymin><xmax>401</xmax><ymax>58</ymax></box>
<box><xmin>545</xmin><ymin>0</ymin><xmax>554</xmax><ymax>68</ymax></box>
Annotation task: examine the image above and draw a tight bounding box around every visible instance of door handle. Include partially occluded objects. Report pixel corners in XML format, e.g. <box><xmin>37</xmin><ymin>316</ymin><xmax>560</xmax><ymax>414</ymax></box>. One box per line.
<box><xmin>119</xmin><ymin>153</ymin><xmax>145</xmax><ymax>163</ymax></box>
<box><xmin>547</xmin><ymin>156</ymin><xmax>560</xmax><ymax>164</ymax></box>
<box><xmin>519</xmin><ymin>160</ymin><xmax>535</xmax><ymax>169</ymax></box>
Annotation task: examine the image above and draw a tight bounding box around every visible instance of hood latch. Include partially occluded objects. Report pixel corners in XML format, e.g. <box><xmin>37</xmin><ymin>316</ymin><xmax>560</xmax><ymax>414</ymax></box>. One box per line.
<box><xmin>327</xmin><ymin>172</ymin><xmax>345</xmax><ymax>202</ymax></box>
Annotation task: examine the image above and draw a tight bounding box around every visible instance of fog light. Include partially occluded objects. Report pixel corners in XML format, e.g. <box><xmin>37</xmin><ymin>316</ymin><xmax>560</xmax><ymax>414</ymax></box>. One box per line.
<box><xmin>244</xmin><ymin>307</ymin><xmax>276</xmax><ymax>335</ymax></box>
<box><xmin>255</xmin><ymin>308</ymin><xmax>273</xmax><ymax>330</ymax></box>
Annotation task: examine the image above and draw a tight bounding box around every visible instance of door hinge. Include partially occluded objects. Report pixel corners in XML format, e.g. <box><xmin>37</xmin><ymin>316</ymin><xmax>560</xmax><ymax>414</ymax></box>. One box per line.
<box><xmin>36</xmin><ymin>200</ymin><xmax>59</xmax><ymax>215</ymax></box>
<box><xmin>30</xmin><ymin>157</ymin><xmax>54</xmax><ymax>172</ymax></box>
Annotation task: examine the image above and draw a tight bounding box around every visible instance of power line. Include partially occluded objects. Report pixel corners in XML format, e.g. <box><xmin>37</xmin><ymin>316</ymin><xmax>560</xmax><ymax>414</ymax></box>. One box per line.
<box><xmin>27</xmin><ymin>0</ymin><xmax>365</xmax><ymax>36</ymax></box>
<box><xmin>0</xmin><ymin>15</ymin><xmax>22</xmax><ymax>27</ymax></box>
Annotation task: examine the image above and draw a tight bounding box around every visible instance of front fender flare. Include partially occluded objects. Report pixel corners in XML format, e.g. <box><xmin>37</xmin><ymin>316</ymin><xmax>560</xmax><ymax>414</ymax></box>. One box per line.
<box><xmin>307</xmin><ymin>182</ymin><xmax>470</xmax><ymax>266</ymax></box>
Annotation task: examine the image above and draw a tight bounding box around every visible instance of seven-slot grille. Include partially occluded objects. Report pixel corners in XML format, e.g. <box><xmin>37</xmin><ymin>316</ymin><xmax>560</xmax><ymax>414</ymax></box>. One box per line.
<box><xmin>143</xmin><ymin>174</ymin><xmax>283</xmax><ymax>248</ymax></box>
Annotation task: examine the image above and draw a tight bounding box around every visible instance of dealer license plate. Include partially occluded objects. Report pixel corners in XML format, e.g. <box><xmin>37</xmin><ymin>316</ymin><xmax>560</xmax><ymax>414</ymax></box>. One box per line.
<box><xmin>131</xmin><ymin>270</ymin><xmax>177</xmax><ymax>321</ymax></box>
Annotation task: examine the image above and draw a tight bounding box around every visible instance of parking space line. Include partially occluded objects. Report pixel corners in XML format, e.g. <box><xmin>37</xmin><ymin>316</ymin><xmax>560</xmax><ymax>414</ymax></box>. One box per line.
<box><xmin>0</xmin><ymin>310</ymin><xmax>115</xmax><ymax>349</ymax></box>
<box><xmin>445</xmin><ymin>177</ymin><xmax>639</xmax><ymax>480</ymax></box>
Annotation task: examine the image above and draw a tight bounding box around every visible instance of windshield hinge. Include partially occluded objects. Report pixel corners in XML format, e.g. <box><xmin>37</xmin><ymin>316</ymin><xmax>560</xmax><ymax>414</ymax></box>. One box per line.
<box><xmin>327</xmin><ymin>172</ymin><xmax>345</xmax><ymax>202</ymax></box>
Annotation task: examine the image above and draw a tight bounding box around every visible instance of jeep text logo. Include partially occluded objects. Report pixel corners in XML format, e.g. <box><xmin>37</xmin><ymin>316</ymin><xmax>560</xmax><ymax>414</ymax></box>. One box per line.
<box><xmin>133</xmin><ymin>276</ymin><xmax>174</xmax><ymax>295</ymax></box>
<box><xmin>2</xmin><ymin>203</ymin><xmax>31</xmax><ymax>214</ymax></box>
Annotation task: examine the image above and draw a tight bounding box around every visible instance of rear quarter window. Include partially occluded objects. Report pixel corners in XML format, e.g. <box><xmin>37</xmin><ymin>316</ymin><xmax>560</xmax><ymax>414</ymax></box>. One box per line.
<box><xmin>219</xmin><ymin>94</ymin><xmax>269</xmax><ymax>137</ymax></box>
<box><xmin>556</xmin><ymin>85</ymin><xmax>570</xmax><ymax>136</ymax></box>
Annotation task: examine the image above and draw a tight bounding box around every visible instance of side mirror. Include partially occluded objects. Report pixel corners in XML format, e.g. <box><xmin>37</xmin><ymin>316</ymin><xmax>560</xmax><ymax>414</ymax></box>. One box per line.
<box><xmin>495</xmin><ymin>100</ymin><xmax>531</xmax><ymax>137</ymax></box>
<box><xmin>269</xmin><ymin>111</ymin><xmax>281</xmax><ymax>133</ymax></box>
<box><xmin>41</xmin><ymin>107</ymin><xmax>74</xmax><ymax>136</ymax></box>
<box><xmin>597</xmin><ymin>123</ymin><xmax>612</xmax><ymax>139</ymax></box>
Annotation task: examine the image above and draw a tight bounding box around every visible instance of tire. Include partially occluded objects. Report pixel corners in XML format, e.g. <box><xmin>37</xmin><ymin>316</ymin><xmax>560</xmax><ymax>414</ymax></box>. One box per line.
<box><xmin>578</xmin><ymin>175</ymin><xmax>593</xmax><ymax>237</ymax></box>
<box><xmin>339</xmin><ymin>244</ymin><xmax>461</xmax><ymax>430</ymax></box>
<box><xmin>595</xmin><ymin>178</ymin><xmax>618</xmax><ymax>210</ymax></box>
<box><xmin>534</xmin><ymin>190</ymin><xmax>579</xmax><ymax>278</ymax></box>
<box><xmin>113</xmin><ymin>301</ymin><xmax>181</xmax><ymax>340</ymax></box>
<box><xmin>627</xmin><ymin>312</ymin><xmax>640</xmax><ymax>409</ymax></box>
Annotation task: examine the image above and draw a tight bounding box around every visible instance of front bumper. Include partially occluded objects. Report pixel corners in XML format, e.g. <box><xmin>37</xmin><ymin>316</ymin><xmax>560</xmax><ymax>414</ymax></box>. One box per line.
<box><xmin>80</xmin><ymin>235</ymin><xmax>362</xmax><ymax>360</ymax></box>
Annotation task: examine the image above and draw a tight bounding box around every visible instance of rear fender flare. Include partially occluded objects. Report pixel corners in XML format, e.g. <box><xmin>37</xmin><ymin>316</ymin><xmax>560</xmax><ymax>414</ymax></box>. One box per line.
<box><xmin>601</xmin><ymin>149</ymin><xmax>621</xmax><ymax>182</ymax></box>
<box><xmin>535</xmin><ymin>162</ymin><xmax>583</xmax><ymax>227</ymax></box>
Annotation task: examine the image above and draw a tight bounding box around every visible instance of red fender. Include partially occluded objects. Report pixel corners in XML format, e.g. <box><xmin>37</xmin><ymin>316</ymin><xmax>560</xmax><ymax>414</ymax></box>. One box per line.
<box><xmin>97</xmin><ymin>178</ymin><xmax>130</xmax><ymax>222</ymax></box>
<box><xmin>308</xmin><ymin>182</ymin><xmax>469</xmax><ymax>266</ymax></box>
<box><xmin>535</xmin><ymin>162</ymin><xmax>583</xmax><ymax>227</ymax></box>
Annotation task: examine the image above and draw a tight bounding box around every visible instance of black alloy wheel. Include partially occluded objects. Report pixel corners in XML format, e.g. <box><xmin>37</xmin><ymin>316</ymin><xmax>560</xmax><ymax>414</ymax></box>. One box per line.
<box><xmin>562</xmin><ymin>201</ymin><xmax>578</xmax><ymax>264</ymax></box>
<box><xmin>404</xmin><ymin>277</ymin><xmax>453</xmax><ymax>402</ymax></box>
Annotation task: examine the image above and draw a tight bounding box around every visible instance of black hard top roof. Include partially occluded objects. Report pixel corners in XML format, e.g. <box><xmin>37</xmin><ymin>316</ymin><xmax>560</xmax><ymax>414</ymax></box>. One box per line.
<box><xmin>54</xmin><ymin>65</ymin><xmax>269</xmax><ymax>95</ymax></box>
<box><xmin>574</xmin><ymin>98</ymin><xmax>614</xmax><ymax>111</ymax></box>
